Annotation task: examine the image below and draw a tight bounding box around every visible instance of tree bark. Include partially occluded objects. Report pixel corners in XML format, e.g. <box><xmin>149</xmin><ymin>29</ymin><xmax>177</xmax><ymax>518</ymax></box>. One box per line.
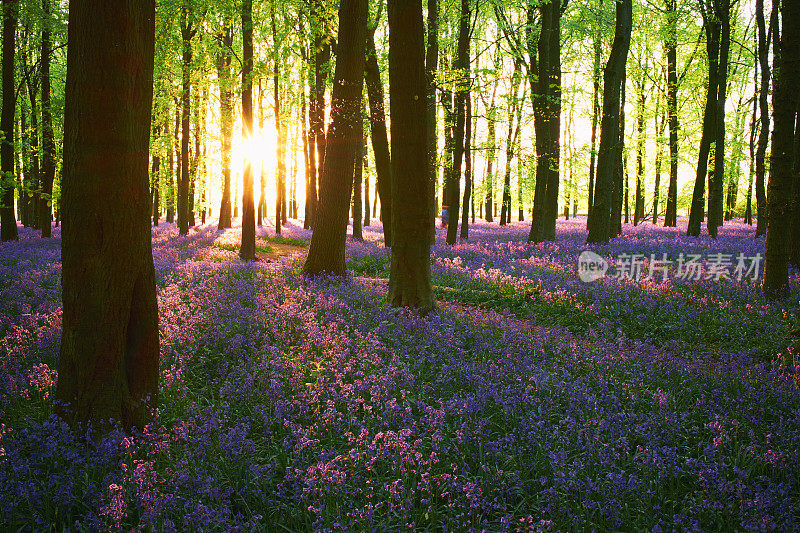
<box><xmin>178</xmin><ymin>1</ymin><xmax>196</xmax><ymax>236</ymax></box>
<box><xmin>40</xmin><ymin>0</ymin><xmax>55</xmax><ymax>237</ymax></box>
<box><xmin>707</xmin><ymin>0</ymin><xmax>730</xmax><ymax>237</ymax></box>
<box><xmin>763</xmin><ymin>0</ymin><xmax>799</xmax><ymax>296</ymax></box>
<box><xmin>461</xmin><ymin>93</ymin><xmax>472</xmax><ymax>239</ymax></box>
<box><xmin>586</xmin><ymin>0</ymin><xmax>632</xmax><ymax>243</ymax></box>
<box><xmin>664</xmin><ymin>0</ymin><xmax>679</xmax><ymax>227</ymax></box>
<box><xmin>588</xmin><ymin>3</ymin><xmax>602</xmax><ymax>219</ymax></box>
<box><xmin>388</xmin><ymin>0</ymin><xmax>435</xmax><ymax>312</ymax></box>
<box><xmin>365</xmin><ymin>31</ymin><xmax>393</xmax><ymax>245</ymax></box>
<box><xmin>302</xmin><ymin>0</ymin><xmax>367</xmax><ymax>277</ymax></box>
<box><xmin>528</xmin><ymin>0</ymin><xmax>561</xmax><ymax>242</ymax></box>
<box><xmin>754</xmin><ymin>0</ymin><xmax>774</xmax><ymax>237</ymax></box>
<box><xmin>217</xmin><ymin>24</ymin><xmax>233</xmax><ymax>229</ymax></box>
<box><xmin>425</xmin><ymin>0</ymin><xmax>438</xmax><ymax>242</ymax></box>
<box><xmin>56</xmin><ymin>0</ymin><xmax>159</xmax><ymax>432</ymax></box>
<box><xmin>446</xmin><ymin>0</ymin><xmax>471</xmax><ymax>245</ymax></box>
<box><xmin>352</xmin><ymin>98</ymin><xmax>364</xmax><ymax>241</ymax></box>
<box><xmin>240</xmin><ymin>0</ymin><xmax>256</xmax><ymax>260</ymax></box>
<box><xmin>0</xmin><ymin>0</ymin><xmax>18</xmax><ymax>242</ymax></box>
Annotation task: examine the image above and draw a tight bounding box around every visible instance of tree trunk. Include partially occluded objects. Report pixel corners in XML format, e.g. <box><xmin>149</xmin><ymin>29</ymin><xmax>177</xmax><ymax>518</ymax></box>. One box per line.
<box><xmin>178</xmin><ymin>1</ymin><xmax>195</xmax><ymax>236</ymax></box>
<box><xmin>687</xmin><ymin>7</ymin><xmax>720</xmax><ymax>237</ymax></box>
<box><xmin>271</xmin><ymin>2</ymin><xmax>287</xmax><ymax>234</ymax></box>
<box><xmin>634</xmin><ymin>56</ymin><xmax>646</xmax><ymax>226</ymax></box>
<box><xmin>611</xmin><ymin>69</ymin><xmax>627</xmax><ymax>237</ymax></box>
<box><xmin>258</xmin><ymin>79</ymin><xmax>266</xmax><ymax>226</ymax></box>
<box><xmin>446</xmin><ymin>0</ymin><xmax>470</xmax><ymax>245</ymax></box>
<box><xmin>588</xmin><ymin>4</ymin><xmax>602</xmax><ymax>219</ymax></box>
<box><xmin>166</xmin><ymin>106</ymin><xmax>175</xmax><ymax>223</ymax></box>
<box><xmin>664</xmin><ymin>0</ymin><xmax>679</xmax><ymax>227</ymax></box>
<box><xmin>763</xmin><ymin>0</ymin><xmax>799</xmax><ymax>296</ymax></box>
<box><xmin>653</xmin><ymin>89</ymin><xmax>666</xmax><ymax>224</ymax></box>
<box><xmin>302</xmin><ymin>0</ymin><xmax>367</xmax><ymax>277</ymax></box>
<box><xmin>388</xmin><ymin>0</ymin><xmax>434</xmax><ymax>312</ymax></box>
<box><xmin>365</xmin><ymin>32</ymin><xmax>393</xmax><ymax>245</ymax></box>
<box><xmin>754</xmin><ymin>0</ymin><xmax>774</xmax><ymax>237</ymax></box>
<box><xmin>25</xmin><ymin>60</ymin><xmax>41</xmax><ymax>231</ymax></box>
<box><xmin>217</xmin><ymin>24</ymin><xmax>233</xmax><ymax>230</ymax></box>
<box><xmin>484</xmin><ymin>64</ymin><xmax>498</xmax><ymax>222</ymax></box>
<box><xmin>527</xmin><ymin>0</ymin><xmax>561</xmax><ymax>243</ymax></box>
<box><xmin>152</xmin><ymin>154</ymin><xmax>160</xmax><ymax>226</ymax></box>
<box><xmin>425</xmin><ymin>0</ymin><xmax>438</xmax><ymax>242</ymax></box>
<box><xmin>240</xmin><ymin>0</ymin><xmax>256</xmax><ymax>260</ymax></box>
<box><xmin>461</xmin><ymin>93</ymin><xmax>472</xmax><ymax>239</ymax></box>
<box><xmin>586</xmin><ymin>0</ymin><xmax>632</xmax><ymax>243</ymax></box>
<box><xmin>56</xmin><ymin>0</ymin><xmax>159</xmax><ymax>432</ymax></box>
<box><xmin>40</xmin><ymin>0</ymin><xmax>55</xmax><ymax>237</ymax></box>
<box><xmin>352</xmin><ymin>98</ymin><xmax>364</xmax><ymax>241</ymax></box>
<box><xmin>707</xmin><ymin>0</ymin><xmax>730</xmax><ymax>238</ymax></box>
<box><xmin>1</xmin><ymin>0</ymin><xmax>18</xmax><ymax>242</ymax></box>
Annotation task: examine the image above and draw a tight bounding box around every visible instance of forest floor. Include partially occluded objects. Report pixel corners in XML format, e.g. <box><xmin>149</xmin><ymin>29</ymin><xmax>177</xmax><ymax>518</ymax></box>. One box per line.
<box><xmin>1</xmin><ymin>216</ymin><xmax>799</xmax><ymax>531</ymax></box>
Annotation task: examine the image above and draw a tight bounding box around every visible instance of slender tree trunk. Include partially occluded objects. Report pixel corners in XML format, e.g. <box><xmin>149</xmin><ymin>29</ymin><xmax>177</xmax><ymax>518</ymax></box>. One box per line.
<box><xmin>611</xmin><ymin>69</ymin><xmax>627</xmax><ymax>236</ymax></box>
<box><xmin>634</xmin><ymin>58</ymin><xmax>646</xmax><ymax>226</ymax></box>
<box><xmin>586</xmin><ymin>0</ymin><xmax>632</xmax><ymax>243</ymax></box>
<box><xmin>664</xmin><ymin>0</ymin><xmax>679</xmax><ymax>227</ymax></box>
<box><xmin>653</xmin><ymin>89</ymin><xmax>666</xmax><ymax>224</ymax></box>
<box><xmin>352</xmin><ymin>97</ymin><xmax>364</xmax><ymax>241</ymax></box>
<box><xmin>446</xmin><ymin>0</ymin><xmax>471</xmax><ymax>245</ymax></box>
<box><xmin>56</xmin><ymin>0</ymin><xmax>159</xmax><ymax>431</ymax></box>
<box><xmin>40</xmin><ymin>0</ymin><xmax>55</xmax><ymax>237</ymax></box>
<box><xmin>388</xmin><ymin>0</ymin><xmax>434</xmax><ymax>312</ymax></box>
<box><xmin>687</xmin><ymin>9</ymin><xmax>720</xmax><ymax>237</ymax></box>
<box><xmin>240</xmin><ymin>0</ymin><xmax>256</xmax><ymax>260</ymax></box>
<box><xmin>708</xmin><ymin>0</ymin><xmax>730</xmax><ymax>237</ymax></box>
<box><xmin>152</xmin><ymin>153</ymin><xmax>160</xmax><ymax>226</ymax></box>
<box><xmin>588</xmin><ymin>11</ymin><xmax>602</xmax><ymax>219</ymax></box>
<box><xmin>217</xmin><ymin>24</ymin><xmax>233</xmax><ymax>229</ymax></box>
<box><xmin>461</xmin><ymin>94</ymin><xmax>472</xmax><ymax>239</ymax></box>
<box><xmin>258</xmin><ymin>79</ymin><xmax>265</xmax><ymax>225</ymax></box>
<box><xmin>167</xmin><ymin>107</ymin><xmax>175</xmax><ymax>223</ymax></box>
<box><xmin>754</xmin><ymin>0</ymin><xmax>774</xmax><ymax>237</ymax></box>
<box><xmin>363</xmin><ymin>106</ymin><xmax>371</xmax><ymax>227</ymax></box>
<box><xmin>25</xmin><ymin>64</ymin><xmax>41</xmax><ymax>231</ymax></box>
<box><xmin>365</xmin><ymin>32</ymin><xmax>392</xmax><ymax>245</ymax></box>
<box><xmin>1</xmin><ymin>0</ymin><xmax>18</xmax><ymax>241</ymax></box>
<box><xmin>178</xmin><ymin>2</ymin><xmax>195</xmax><ymax>236</ymax></box>
<box><xmin>484</xmin><ymin>67</ymin><xmax>498</xmax><ymax>222</ymax></box>
<box><xmin>302</xmin><ymin>0</ymin><xmax>367</xmax><ymax>277</ymax></box>
<box><xmin>763</xmin><ymin>0</ymin><xmax>799</xmax><ymax>296</ymax></box>
<box><xmin>271</xmin><ymin>3</ymin><xmax>286</xmax><ymax>234</ymax></box>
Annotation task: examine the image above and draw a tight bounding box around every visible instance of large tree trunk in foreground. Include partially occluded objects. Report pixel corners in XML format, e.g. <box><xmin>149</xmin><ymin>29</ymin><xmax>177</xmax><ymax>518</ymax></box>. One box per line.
<box><xmin>240</xmin><ymin>0</ymin><xmax>256</xmax><ymax>260</ymax></box>
<box><xmin>586</xmin><ymin>0</ymin><xmax>632</xmax><ymax>243</ymax></box>
<box><xmin>763</xmin><ymin>0</ymin><xmax>799</xmax><ymax>297</ymax></box>
<box><xmin>56</xmin><ymin>0</ymin><xmax>159</xmax><ymax>432</ymax></box>
<box><xmin>0</xmin><ymin>0</ymin><xmax>18</xmax><ymax>242</ymax></box>
<box><xmin>388</xmin><ymin>0</ymin><xmax>434</xmax><ymax>312</ymax></box>
<box><xmin>302</xmin><ymin>0</ymin><xmax>367</xmax><ymax>277</ymax></box>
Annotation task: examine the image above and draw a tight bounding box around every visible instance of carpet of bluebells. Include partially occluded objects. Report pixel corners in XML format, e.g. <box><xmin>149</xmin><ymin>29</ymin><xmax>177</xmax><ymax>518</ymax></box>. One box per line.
<box><xmin>1</xmin><ymin>217</ymin><xmax>799</xmax><ymax>531</ymax></box>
